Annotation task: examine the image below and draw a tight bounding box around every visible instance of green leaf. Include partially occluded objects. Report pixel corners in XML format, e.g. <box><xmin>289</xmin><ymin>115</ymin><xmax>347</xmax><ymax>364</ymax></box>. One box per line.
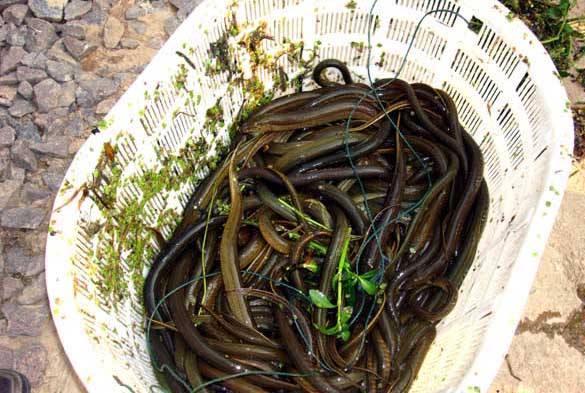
<box><xmin>358</xmin><ymin>277</ymin><xmax>378</xmax><ymax>295</ymax></box>
<box><xmin>309</xmin><ymin>289</ymin><xmax>336</xmax><ymax>309</ymax></box>
<box><xmin>302</xmin><ymin>260</ymin><xmax>319</xmax><ymax>273</ymax></box>
<box><xmin>338</xmin><ymin>328</ymin><xmax>350</xmax><ymax>342</ymax></box>
<box><xmin>359</xmin><ymin>270</ymin><xmax>378</xmax><ymax>280</ymax></box>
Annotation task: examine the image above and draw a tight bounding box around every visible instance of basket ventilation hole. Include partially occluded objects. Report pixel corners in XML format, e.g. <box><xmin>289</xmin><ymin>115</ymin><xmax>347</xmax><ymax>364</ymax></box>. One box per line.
<box><xmin>468</xmin><ymin>16</ymin><xmax>484</xmax><ymax>34</ymax></box>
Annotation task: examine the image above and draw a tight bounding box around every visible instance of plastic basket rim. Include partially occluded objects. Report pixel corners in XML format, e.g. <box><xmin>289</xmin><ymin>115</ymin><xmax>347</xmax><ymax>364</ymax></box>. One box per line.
<box><xmin>44</xmin><ymin>0</ymin><xmax>575</xmax><ymax>392</ymax></box>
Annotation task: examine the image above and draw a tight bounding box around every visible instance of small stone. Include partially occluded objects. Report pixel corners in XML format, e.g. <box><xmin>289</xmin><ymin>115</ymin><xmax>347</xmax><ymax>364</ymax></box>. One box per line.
<box><xmin>120</xmin><ymin>37</ymin><xmax>139</xmax><ymax>49</ymax></box>
<box><xmin>0</xmin><ymin>345</ymin><xmax>13</xmax><ymax>369</ymax></box>
<box><xmin>103</xmin><ymin>16</ymin><xmax>124</xmax><ymax>49</ymax></box>
<box><xmin>10</xmin><ymin>139</ymin><xmax>37</xmax><ymax>170</ymax></box>
<box><xmin>60</xmin><ymin>111</ymin><xmax>82</xmax><ymax>136</ymax></box>
<box><xmin>41</xmin><ymin>166</ymin><xmax>64</xmax><ymax>190</ymax></box>
<box><xmin>9</xmin><ymin>166</ymin><xmax>25</xmax><ymax>182</ymax></box>
<box><xmin>46</xmin><ymin>38</ymin><xmax>77</xmax><ymax>66</ymax></box>
<box><xmin>64</xmin><ymin>0</ymin><xmax>91</xmax><ymax>20</ymax></box>
<box><xmin>20</xmin><ymin>182</ymin><xmax>50</xmax><ymax>203</ymax></box>
<box><xmin>20</xmin><ymin>51</ymin><xmax>47</xmax><ymax>69</ymax></box>
<box><xmin>169</xmin><ymin>0</ymin><xmax>200</xmax><ymax>13</ymax></box>
<box><xmin>2</xmin><ymin>4</ymin><xmax>29</xmax><ymax>25</ymax></box>
<box><xmin>8</xmin><ymin>98</ymin><xmax>34</xmax><ymax>117</ymax></box>
<box><xmin>77</xmin><ymin>74</ymin><xmax>118</xmax><ymax>102</ymax></box>
<box><xmin>16</xmin><ymin>65</ymin><xmax>47</xmax><ymax>83</ymax></box>
<box><xmin>14</xmin><ymin>345</ymin><xmax>48</xmax><ymax>386</ymax></box>
<box><xmin>6</xmin><ymin>23</ymin><xmax>27</xmax><ymax>46</ymax></box>
<box><xmin>0</xmin><ymin>85</ymin><xmax>17</xmax><ymax>107</ymax></box>
<box><xmin>17</xmin><ymin>80</ymin><xmax>32</xmax><ymax>99</ymax></box>
<box><xmin>33</xmin><ymin>78</ymin><xmax>60</xmax><ymax>112</ymax></box>
<box><xmin>11</xmin><ymin>118</ymin><xmax>40</xmax><ymax>141</ymax></box>
<box><xmin>0</xmin><ymin>179</ymin><xmax>21</xmax><ymax>209</ymax></box>
<box><xmin>59</xmin><ymin>80</ymin><xmax>75</xmax><ymax>107</ymax></box>
<box><xmin>17</xmin><ymin>272</ymin><xmax>46</xmax><ymax>304</ymax></box>
<box><xmin>28</xmin><ymin>0</ymin><xmax>67</xmax><ymax>22</ymax></box>
<box><xmin>2</xmin><ymin>277</ymin><xmax>23</xmax><ymax>300</ymax></box>
<box><xmin>0</xmin><ymin>126</ymin><xmax>15</xmax><ymax>147</ymax></box>
<box><xmin>128</xmin><ymin>20</ymin><xmax>146</xmax><ymax>34</ymax></box>
<box><xmin>59</xmin><ymin>21</ymin><xmax>85</xmax><ymax>39</ymax></box>
<box><xmin>124</xmin><ymin>4</ymin><xmax>145</xmax><ymax>20</ymax></box>
<box><xmin>0</xmin><ymin>24</ymin><xmax>7</xmax><ymax>44</ymax></box>
<box><xmin>0</xmin><ymin>73</ymin><xmax>19</xmax><ymax>85</ymax></box>
<box><xmin>62</xmin><ymin>35</ymin><xmax>95</xmax><ymax>60</ymax></box>
<box><xmin>46</xmin><ymin>60</ymin><xmax>73</xmax><ymax>82</ymax></box>
<box><xmin>4</xmin><ymin>247</ymin><xmax>44</xmax><ymax>276</ymax></box>
<box><xmin>30</xmin><ymin>136</ymin><xmax>70</xmax><ymax>157</ymax></box>
<box><xmin>95</xmin><ymin>96</ymin><xmax>115</xmax><ymax>114</ymax></box>
<box><xmin>0</xmin><ymin>46</ymin><xmax>27</xmax><ymax>75</ymax></box>
<box><xmin>147</xmin><ymin>36</ymin><xmax>163</xmax><ymax>49</ymax></box>
<box><xmin>1</xmin><ymin>207</ymin><xmax>44</xmax><ymax>229</ymax></box>
<box><xmin>24</xmin><ymin>17</ymin><xmax>57</xmax><ymax>52</ymax></box>
<box><xmin>164</xmin><ymin>16</ymin><xmax>180</xmax><ymax>36</ymax></box>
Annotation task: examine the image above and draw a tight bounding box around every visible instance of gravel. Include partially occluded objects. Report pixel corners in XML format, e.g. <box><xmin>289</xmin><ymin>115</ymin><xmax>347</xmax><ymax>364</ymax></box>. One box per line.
<box><xmin>0</xmin><ymin>85</ymin><xmax>17</xmax><ymax>107</ymax></box>
<box><xmin>103</xmin><ymin>16</ymin><xmax>124</xmax><ymax>48</ymax></box>
<box><xmin>1</xmin><ymin>302</ymin><xmax>49</xmax><ymax>336</ymax></box>
<box><xmin>24</xmin><ymin>17</ymin><xmax>57</xmax><ymax>52</ymax></box>
<box><xmin>20</xmin><ymin>182</ymin><xmax>51</xmax><ymax>203</ymax></box>
<box><xmin>28</xmin><ymin>0</ymin><xmax>67</xmax><ymax>22</ymax></box>
<box><xmin>41</xmin><ymin>165</ymin><xmax>65</xmax><ymax>190</ymax></box>
<box><xmin>16</xmin><ymin>65</ymin><xmax>47</xmax><ymax>83</ymax></box>
<box><xmin>17</xmin><ymin>272</ymin><xmax>46</xmax><ymax>304</ymax></box>
<box><xmin>0</xmin><ymin>179</ymin><xmax>21</xmax><ymax>210</ymax></box>
<box><xmin>6</xmin><ymin>23</ymin><xmax>27</xmax><ymax>46</ymax></box>
<box><xmin>33</xmin><ymin>78</ymin><xmax>61</xmax><ymax>112</ymax></box>
<box><xmin>2</xmin><ymin>277</ymin><xmax>23</xmax><ymax>300</ymax></box>
<box><xmin>64</xmin><ymin>0</ymin><xmax>91</xmax><ymax>20</ymax></box>
<box><xmin>20</xmin><ymin>51</ymin><xmax>48</xmax><ymax>69</ymax></box>
<box><xmin>14</xmin><ymin>344</ymin><xmax>48</xmax><ymax>386</ymax></box>
<box><xmin>0</xmin><ymin>46</ymin><xmax>27</xmax><ymax>75</ymax></box>
<box><xmin>0</xmin><ymin>125</ymin><xmax>16</xmax><ymax>147</ymax></box>
<box><xmin>17</xmin><ymin>80</ymin><xmax>33</xmax><ymax>99</ymax></box>
<box><xmin>8</xmin><ymin>98</ymin><xmax>35</xmax><ymax>117</ymax></box>
<box><xmin>2</xmin><ymin>4</ymin><xmax>29</xmax><ymax>26</ymax></box>
<box><xmin>1</xmin><ymin>207</ymin><xmax>45</xmax><ymax>229</ymax></box>
<box><xmin>10</xmin><ymin>139</ymin><xmax>37</xmax><ymax>170</ymax></box>
<box><xmin>30</xmin><ymin>136</ymin><xmax>70</xmax><ymax>157</ymax></box>
<box><xmin>46</xmin><ymin>59</ymin><xmax>73</xmax><ymax>82</ymax></box>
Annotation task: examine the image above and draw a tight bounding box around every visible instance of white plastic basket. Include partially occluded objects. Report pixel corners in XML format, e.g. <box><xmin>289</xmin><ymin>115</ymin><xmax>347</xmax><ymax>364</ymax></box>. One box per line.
<box><xmin>45</xmin><ymin>0</ymin><xmax>574</xmax><ymax>392</ymax></box>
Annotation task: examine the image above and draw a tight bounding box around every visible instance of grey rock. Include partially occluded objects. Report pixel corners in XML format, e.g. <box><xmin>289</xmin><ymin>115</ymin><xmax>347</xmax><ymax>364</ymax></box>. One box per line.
<box><xmin>4</xmin><ymin>247</ymin><xmax>44</xmax><ymax>275</ymax></box>
<box><xmin>0</xmin><ymin>125</ymin><xmax>15</xmax><ymax>147</ymax></box>
<box><xmin>62</xmin><ymin>35</ymin><xmax>94</xmax><ymax>59</ymax></box>
<box><xmin>28</xmin><ymin>0</ymin><xmax>66</xmax><ymax>22</ymax></box>
<box><xmin>124</xmin><ymin>4</ymin><xmax>145</xmax><ymax>20</ymax></box>
<box><xmin>46</xmin><ymin>59</ymin><xmax>73</xmax><ymax>82</ymax></box>
<box><xmin>0</xmin><ymin>0</ymin><xmax>27</xmax><ymax>7</ymax></box>
<box><xmin>103</xmin><ymin>16</ymin><xmax>124</xmax><ymax>48</ymax></box>
<box><xmin>74</xmin><ymin>85</ymin><xmax>91</xmax><ymax>106</ymax></box>
<box><xmin>81</xmin><ymin>1</ymin><xmax>106</xmax><ymax>25</ymax></box>
<box><xmin>9</xmin><ymin>166</ymin><xmax>25</xmax><ymax>181</ymax></box>
<box><xmin>0</xmin><ymin>345</ymin><xmax>13</xmax><ymax>369</ymax></box>
<box><xmin>17</xmin><ymin>80</ymin><xmax>32</xmax><ymax>99</ymax></box>
<box><xmin>0</xmin><ymin>85</ymin><xmax>17</xmax><ymax>106</ymax></box>
<box><xmin>147</xmin><ymin>36</ymin><xmax>163</xmax><ymax>49</ymax></box>
<box><xmin>128</xmin><ymin>20</ymin><xmax>145</xmax><ymax>34</ymax></box>
<box><xmin>41</xmin><ymin>165</ymin><xmax>64</xmax><ymax>190</ymax></box>
<box><xmin>20</xmin><ymin>182</ymin><xmax>50</xmax><ymax>203</ymax></box>
<box><xmin>0</xmin><ymin>73</ymin><xmax>19</xmax><ymax>85</ymax></box>
<box><xmin>30</xmin><ymin>136</ymin><xmax>69</xmax><ymax>157</ymax></box>
<box><xmin>59</xmin><ymin>21</ymin><xmax>84</xmax><ymax>39</ymax></box>
<box><xmin>164</xmin><ymin>16</ymin><xmax>180</xmax><ymax>36</ymax></box>
<box><xmin>14</xmin><ymin>345</ymin><xmax>48</xmax><ymax>386</ymax></box>
<box><xmin>54</xmin><ymin>110</ymin><xmax>82</xmax><ymax>136</ymax></box>
<box><xmin>95</xmin><ymin>96</ymin><xmax>114</xmax><ymax>114</ymax></box>
<box><xmin>17</xmin><ymin>272</ymin><xmax>46</xmax><ymax>304</ymax></box>
<box><xmin>0</xmin><ymin>46</ymin><xmax>26</xmax><ymax>74</ymax></box>
<box><xmin>8</xmin><ymin>98</ymin><xmax>34</xmax><ymax>117</ymax></box>
<box><xmin>58</xmin><ymin>79</ymin><xmax>75</xmax><ymax>107</ymax></box>
<box><xmin>0</xmin><ymin>148</ymin><xmax>10</xmax><ymax>181</ymax></box>
<box><xmin>20</xmin><ymin>51</ymin><xmax>47</xmax><ymax>69</ymax></box>
<box><xmin>25</xmin><ymin>17</ymin><xmax>56</xmax><ymax>52</ymax></box>
<box><xmin>77</xmin><ymin>74</ymin><xmax>118</xmax><ymax>102</ymax></box>
<box><xmin>6</xmin><ymin>23</ymin><xmax>27</xmax><ymax>46</ymax></box>
<box><xmin>0</xmin><ymin>178</ymin><xmax>20</xmax><ymax>209</ymax></box>
<box><xmin>0</xmin><ymin>24</ymin><xmax>7</xmax><ymax>44</ymax></box>
<box><xmin>120</xmin><ymin>37</ymin><xmax>139</xmax><ymax>49</ymax></box>
<box><xmin>1</xmin><ymin>207</ymin><xmax>44</xmax><ymax>228</ymax></box>
<box><xmin>46</xmin><ymin>38</ymin><xmax>77</xmax><ymax>66</ymax></box>
<box><xmin>2</xmin><ymin>277</ymin><xmax>23</xmax><ymax>300</ymax></box>
<box><xmin>2</xmin><ymin>4</ymin><xmax>28</xmax><ymax>25</ymax></box>
<box><xmin>64</xmin><ymin>0</ymin><xmax>90</xmax><ymax>20</ymax></box>
<box><xmin>11</xmin><ymin>118</ymin><xmax>39</xmax><ymax>141</ymax></box>
<box><xmin>16</xmin><ymin>65</ymin><xmax>47</xmax><ymax>83</ymax></box>
<box><xmin>10</xmin><ymin>139</ymin><xmax>36</xmax><ymax>170</ymax></box>
<box><xmin>33</xmin><ymin>78</ymin><xmax>60</xmax><ymax>112</ymax></box>
<box><xmin>169</xmin><ymin>0</ymin><xmax>201</xmax><ymax>12</ymax></box>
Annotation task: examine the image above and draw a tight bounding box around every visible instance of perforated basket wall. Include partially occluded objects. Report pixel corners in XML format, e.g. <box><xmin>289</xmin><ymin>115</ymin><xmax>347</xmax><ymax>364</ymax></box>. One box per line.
<box><xmin>45</xmin><ymin>0</ymin><xmax>574</xmax><ymax>392</ymax></box>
